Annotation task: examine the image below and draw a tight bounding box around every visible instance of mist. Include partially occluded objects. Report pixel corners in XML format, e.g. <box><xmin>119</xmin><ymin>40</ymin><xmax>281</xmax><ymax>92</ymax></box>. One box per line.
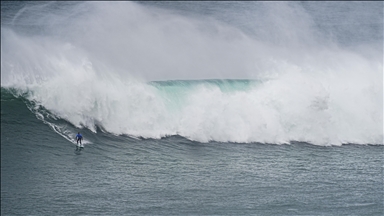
<box><xmin>3</xmin><ymin>1</ymin><xmax>381</xmax><ymax>82</ymax></box>
<box><xmin>1</xmin><ymin>1</ymin><xmax>382</xmax><ymax>145</ymax></box>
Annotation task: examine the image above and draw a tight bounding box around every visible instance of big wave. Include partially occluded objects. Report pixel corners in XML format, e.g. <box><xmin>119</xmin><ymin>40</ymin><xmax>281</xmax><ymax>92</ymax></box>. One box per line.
<box><xmin>1</xmin><ymin>2</ymin><xmax>382</xmax><ymax>145</ymax></box>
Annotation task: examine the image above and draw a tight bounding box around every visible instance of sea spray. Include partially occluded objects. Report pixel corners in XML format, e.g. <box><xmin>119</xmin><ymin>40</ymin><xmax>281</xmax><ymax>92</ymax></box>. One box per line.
<box><xmin>1</xmin><ymin>1</ymin><xmax>382</xmax><ymax>145</ymax></box>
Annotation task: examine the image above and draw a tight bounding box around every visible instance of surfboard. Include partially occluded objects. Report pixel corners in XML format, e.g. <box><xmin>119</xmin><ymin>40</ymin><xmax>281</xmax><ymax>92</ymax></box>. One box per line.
<box><xmin>76</xmin><ymin>144</ymin><xmax>84</xmax><ymax>151</ymax></box>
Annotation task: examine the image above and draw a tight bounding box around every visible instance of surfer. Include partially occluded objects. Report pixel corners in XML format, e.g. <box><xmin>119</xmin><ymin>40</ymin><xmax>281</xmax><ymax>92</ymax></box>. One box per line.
<box><xmin>76</xmin><ymin>132</ymin><xmax>83</xmax><ymax>145</ymax></box>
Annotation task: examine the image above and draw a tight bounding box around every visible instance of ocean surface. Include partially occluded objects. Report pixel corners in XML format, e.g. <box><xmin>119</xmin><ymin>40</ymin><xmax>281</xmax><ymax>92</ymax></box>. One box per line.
<box><xmin>1</xmin><ymin>1</ymin><xmax>383</xmax><ymax>215</ymax></box>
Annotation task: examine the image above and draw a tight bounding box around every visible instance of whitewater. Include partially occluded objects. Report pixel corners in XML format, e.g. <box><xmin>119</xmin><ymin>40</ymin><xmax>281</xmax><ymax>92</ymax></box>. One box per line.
<box><xmin>1</xmin><ymin>1</ymin><xmax>383</xmax><ymax>145</ymax></box>
<box><xmin>2</xmin><ymin>2</ymin><xmax>384</xmax><ymax>216</ymax></box>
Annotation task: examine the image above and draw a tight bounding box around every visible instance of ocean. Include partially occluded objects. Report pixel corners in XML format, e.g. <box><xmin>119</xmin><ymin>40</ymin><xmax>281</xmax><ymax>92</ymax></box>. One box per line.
<box><xmin>1</xmin><ymin>1</ymin><xmax>383</xmax><ymax>215</ymax></box>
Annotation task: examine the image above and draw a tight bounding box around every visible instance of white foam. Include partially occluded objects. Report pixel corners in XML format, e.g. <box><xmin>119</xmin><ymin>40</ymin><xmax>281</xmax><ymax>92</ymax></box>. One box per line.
<box><xmin>1</xmin><ymin>2</ymin><xmax>382</xmax><ymax>145</ymax></box>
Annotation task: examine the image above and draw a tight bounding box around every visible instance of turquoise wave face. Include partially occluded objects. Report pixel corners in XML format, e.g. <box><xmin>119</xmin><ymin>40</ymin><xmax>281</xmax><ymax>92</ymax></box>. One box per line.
<box><xmin>149</xmin><ymin>79</ymin><xmax>261</xmax><ymax>113</ymax></box>
<box><xmin>150</xmin><ymin>79</ymin><xmax>257</xmax><ymax>93</ymax></box>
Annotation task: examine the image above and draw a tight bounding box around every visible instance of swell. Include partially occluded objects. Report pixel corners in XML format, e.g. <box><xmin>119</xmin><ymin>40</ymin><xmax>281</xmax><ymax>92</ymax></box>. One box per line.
<box><xmin>2</xmin><ymin>84</ymin><xmax>383</xmax><ymax>146</ymax></box>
